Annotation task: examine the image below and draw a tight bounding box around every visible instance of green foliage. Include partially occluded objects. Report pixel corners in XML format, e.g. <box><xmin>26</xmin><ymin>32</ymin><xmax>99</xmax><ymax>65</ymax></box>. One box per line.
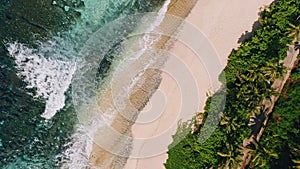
<box><xmin>166</xmin><ymin>127</ymin><xmax>227</xmax><ymax>169</ymax></box>
<box><xmin>254</xmin><ymin>79</ymin><xmax>300</xmax><ymax>168</ymax></box>
<box><xmin>166</xmin><ymin>0</ymin><xmax>300</xmax><ymax>168</ymax></box>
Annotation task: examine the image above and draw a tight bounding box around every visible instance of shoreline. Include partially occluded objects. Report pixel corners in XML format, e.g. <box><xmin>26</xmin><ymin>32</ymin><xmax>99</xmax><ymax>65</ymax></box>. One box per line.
<box><xmin>88</xmin><ymin>0</ymin><xmax>197</xmax><ymax>168</ymax></box>
<box><xmin>125</xmin><ymin>0</ymin><xmax>273</xmax><ymax>169</ymax></box>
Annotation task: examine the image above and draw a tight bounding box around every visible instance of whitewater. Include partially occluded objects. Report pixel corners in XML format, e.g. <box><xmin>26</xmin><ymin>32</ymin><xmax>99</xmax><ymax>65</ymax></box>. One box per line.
<box><xmin>5</xmin><ymin>0</ymin><xmax>170</xmax><ymax>168</ymax></box>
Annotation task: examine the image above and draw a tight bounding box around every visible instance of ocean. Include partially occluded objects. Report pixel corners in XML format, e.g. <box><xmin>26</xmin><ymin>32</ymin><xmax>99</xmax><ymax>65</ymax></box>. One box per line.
<box><xmin>0</xmin><ymin>0</ymin><xmax>169</xmax><ymax>168</ymax></box>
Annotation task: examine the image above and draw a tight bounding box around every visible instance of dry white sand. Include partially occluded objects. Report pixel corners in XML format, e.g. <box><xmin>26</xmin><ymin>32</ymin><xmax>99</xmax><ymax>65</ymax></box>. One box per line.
<box><xmin>124</xmin><ymin>0</ymin><xmax>273</xmax><ymax>169</ymax></box>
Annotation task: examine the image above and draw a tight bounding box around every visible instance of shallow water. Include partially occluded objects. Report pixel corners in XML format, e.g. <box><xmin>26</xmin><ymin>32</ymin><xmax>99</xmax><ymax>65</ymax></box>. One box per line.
<box><xmin>0</xmin><ymin>0</ymin><xmax>167</xmax><ymax>168</ymax></box>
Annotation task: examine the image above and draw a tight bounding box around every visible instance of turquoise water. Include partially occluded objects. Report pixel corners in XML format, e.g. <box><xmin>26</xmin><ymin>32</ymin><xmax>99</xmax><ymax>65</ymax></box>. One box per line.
<box><xmin>0</xmin><ymin>0</ymin><xmax>166</xmax><ymax>168</ymax></box>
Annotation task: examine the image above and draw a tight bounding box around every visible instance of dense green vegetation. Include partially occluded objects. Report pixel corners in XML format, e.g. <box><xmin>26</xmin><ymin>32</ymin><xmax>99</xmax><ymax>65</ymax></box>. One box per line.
<box><xmin>253</xmin><ymin>61</ymin><xmax>300</xmax><ymax>169</ymax></box>
<box><xmin>165</xmin><ymin>0</ymin><xmax>300</xmax><ymax>168</ymax></box>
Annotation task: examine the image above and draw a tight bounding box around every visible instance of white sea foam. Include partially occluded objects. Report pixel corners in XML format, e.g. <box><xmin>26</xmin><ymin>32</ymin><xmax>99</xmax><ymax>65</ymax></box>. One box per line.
<box><xmin>147</xmin><ymin>0</ymin><xmax>171</xmax><ymax>33</ymax></box>
<box><xmin>130</xmin><ymin>0</ymin><xmax>171</xmax><ymax>61</ymax></box>
<box><xmin>58</xmin><ymin>108</ymin><xmax>116</xmax><ymax>169</ymax></box>
<box><xmin>113</xmin><ymin>0</ymin><xmax>171</xmax><ymax>106</ymax></box>
<box><xmin>57</xmin><ymin>125</ymin><xmax>91</xmax><ymax>169</ymax></box>
<box><xmin>4</xmin><ymin>0</ymin><xmax>113</xmax><ymax>121</ymax></box>
<box><xmin>7</xmin><ymin>42</ymin><xmax>76</xmax><ymax>119</ymax></box>
<box><xmin>6</xmin><ymin>0</ymin><xmax>172</xmax><ymax>167</ymax></box>
<box><xmin>114</xmin><ymin>0</ymin><xmax>171</xmax><ymax>97</ymax></box>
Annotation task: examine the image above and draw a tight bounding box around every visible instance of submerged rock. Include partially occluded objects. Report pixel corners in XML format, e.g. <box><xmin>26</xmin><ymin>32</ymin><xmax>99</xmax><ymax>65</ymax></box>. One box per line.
<box><xmin>64</xmin><ymin>5</ymin><xmax>70</xmax><ymax>12</ymax></box>
<box><xmin>0</xmin><ymin>0</ymin><xmax>82</xmax><ymax>44</ymax></box>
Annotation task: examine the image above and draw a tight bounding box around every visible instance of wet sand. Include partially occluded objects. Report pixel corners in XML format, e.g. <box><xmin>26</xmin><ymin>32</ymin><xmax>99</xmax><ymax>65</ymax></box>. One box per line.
<box><xmin>89</xmin><ymin>0</ymin><xmax>197</xmax><ymax>168</ymax></box>
<box><xmin>89</xmin><ymin>0</ymin><xmax>273</xmax><ymax>168</ymax></box>
<box><xmin>125</xmin><ymin>0</ymin><xmax>273</xmax><ymax>169</ymax></box>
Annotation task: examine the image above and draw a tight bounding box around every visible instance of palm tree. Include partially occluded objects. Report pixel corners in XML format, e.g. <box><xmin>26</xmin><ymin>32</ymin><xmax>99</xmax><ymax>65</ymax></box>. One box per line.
<box><xmin>246</xmin><ymin>138</ymin><xmax>278</xmax><ymax>168</ymax></box>
<box><xmin>292</xmin><ymin>159</ymin><xmax>300</xmax><ymax>169</ymax></box>
<box><xmin>217</xmin><ymin>142</ymin><xmax>241</xmax><ymax>169</ymax></box>
<box><xmin>220</xmin><ymin>113</ymin><xmax>240</xmax><ymax>134</ymax></box>
<box><xmin>292</xmin><ymin>146</ymin><xmax>300</xmax><ymax>169</ymax></box>
<box><xmin>287</xmin><ymin>23</ymin><xmax>300</xmax><ymax>42</ymax></box>
<box><xmin>287</xmin><ymin>23</ymin><xmax>300</xmax><ymax>51</ymax></box>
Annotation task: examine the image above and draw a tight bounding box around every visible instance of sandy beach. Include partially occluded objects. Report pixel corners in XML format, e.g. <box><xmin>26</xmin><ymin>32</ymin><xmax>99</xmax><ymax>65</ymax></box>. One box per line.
<box><xmin>89</xmin><ymin>0</ymin><xmax>197</xmax><ymax>168</ymax></box>
<box><xmin>124</xmin><ymin>0</ymin><xmax>273</xmax><ymax>169</ymax></box>
<box><xmin>4</xmin><ymin>0</ymin><xmax>298</xmax><ymax>168</ymax></box>
<box><xmin>89</xmin><ymin>0</ymin><xmax>273</xmax><ymax>168</ymax></box>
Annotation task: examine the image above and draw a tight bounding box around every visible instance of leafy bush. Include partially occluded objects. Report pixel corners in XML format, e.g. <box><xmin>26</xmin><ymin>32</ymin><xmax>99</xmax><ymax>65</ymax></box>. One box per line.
<box><xmin>165</xmin><ymin>0</ymin><xmax>300</xmax><ymax>168</ymax></box>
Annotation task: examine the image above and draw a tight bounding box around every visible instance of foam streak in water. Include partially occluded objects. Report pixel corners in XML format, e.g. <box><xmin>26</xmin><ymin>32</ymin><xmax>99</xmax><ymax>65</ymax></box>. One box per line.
<box><xmin>7</xmin><ymin>42</ymin><xmax>76</xmax><ymax>119</ymax></box>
